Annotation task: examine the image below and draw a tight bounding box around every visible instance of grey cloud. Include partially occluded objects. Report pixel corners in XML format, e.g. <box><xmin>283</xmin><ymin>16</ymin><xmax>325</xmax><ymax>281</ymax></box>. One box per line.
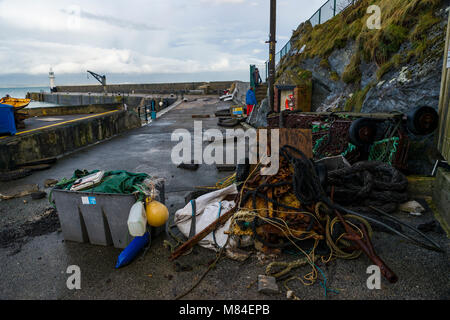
<box><xmin>1</xmin><ymin>0</ymin><xmax>322</xmax><ymax>81</ymax></box>
<box><xmin>61</xmin><ymin>8</ymin><xmax>161</xmax><ymax>31</ymax></box>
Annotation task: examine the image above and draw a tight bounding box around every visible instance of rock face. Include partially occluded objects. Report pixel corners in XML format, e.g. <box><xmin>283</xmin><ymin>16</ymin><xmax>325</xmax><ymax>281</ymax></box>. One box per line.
<box><xmin>299</xmin><ymin>53</ymin><xmax>352</xmax><ymax>112</ymax></box>
<box><xmin>292</xmin><ymin>28</ymin><xmax>445</xmax><ymax>114</ymax></box>
<box><xmin>362</xmin><ymin>49</ymin><xmax>444</xmax><ymax>114</ymax></box>
<box><xmin>247</xmin><ymin>97</ymin><xmax>270</xmax><ymax>128</ymax></box>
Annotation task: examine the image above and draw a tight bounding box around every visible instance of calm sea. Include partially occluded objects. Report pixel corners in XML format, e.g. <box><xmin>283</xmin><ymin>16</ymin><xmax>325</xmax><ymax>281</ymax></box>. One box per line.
<box><xmin>0</xmin><ymin>86</ymin><xmax>59</xmax><ymax>108</ymax></box>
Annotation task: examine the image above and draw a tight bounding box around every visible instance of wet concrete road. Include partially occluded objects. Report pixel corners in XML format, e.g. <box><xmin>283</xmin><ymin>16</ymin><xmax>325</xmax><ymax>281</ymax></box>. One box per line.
<box><xmin>0</xmin><ymin>97</ymin><xmax>449</xmax><ymax>300</ymax></box>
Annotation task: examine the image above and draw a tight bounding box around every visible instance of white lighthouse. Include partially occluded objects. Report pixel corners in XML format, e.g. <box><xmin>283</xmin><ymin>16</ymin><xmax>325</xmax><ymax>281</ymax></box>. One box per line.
<box><xmin>49</xmin><ymin>67</ymin><xmax>56</xmax><ymax>92</ymax></box>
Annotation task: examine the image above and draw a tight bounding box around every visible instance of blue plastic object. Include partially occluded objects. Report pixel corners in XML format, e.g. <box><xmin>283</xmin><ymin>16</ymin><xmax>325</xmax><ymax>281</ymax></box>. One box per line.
<box><xmin>0</xmin><ymin>104</ymin><xmax>16</xmax><ymax>136</ymax></box>
<box><xmin>115</xmin><ymin>232</ymin><xmax>150</xmax><ymax>268</ymax></box>
<box><xmin>246</xmin><ymin>89</ymin><xmax>257</xmax><ymax>105</ymax></box>
<box><xmin>151</xmin><ymin>100</ymin><xmax>156</xmax><ymax>120</ymax></box>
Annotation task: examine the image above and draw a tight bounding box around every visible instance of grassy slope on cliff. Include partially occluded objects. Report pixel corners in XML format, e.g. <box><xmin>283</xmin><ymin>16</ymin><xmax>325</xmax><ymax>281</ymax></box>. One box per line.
<box><xmin>277</xmin><ymin>0</ymin><xmax>446</xmax><ymax>111</ymax></box>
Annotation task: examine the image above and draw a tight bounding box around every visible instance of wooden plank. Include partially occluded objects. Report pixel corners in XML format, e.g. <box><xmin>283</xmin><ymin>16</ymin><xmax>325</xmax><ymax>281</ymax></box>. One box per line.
<box><xmin>277</xmin><ymin>128</ymin><xmax>313</xmax><ymax>159</ymax></box>
<box><xmin>438</xmin><ymin>11</ymin><xmax>450</xmax><ymax>161</ymax></box>
<box><xmin>169</xmin><ymin>203</ymin><xmax>238</xmax><ymax>261</ymax></box>
<box><xmin>267</xmin><ymin>111</ymin><xmax>404</xmax><ymax>120</ymax></box>
<box><xmin>258</xmin><ymin>128</ymin><xmax>313</xmax><ymax>175</ymax></box>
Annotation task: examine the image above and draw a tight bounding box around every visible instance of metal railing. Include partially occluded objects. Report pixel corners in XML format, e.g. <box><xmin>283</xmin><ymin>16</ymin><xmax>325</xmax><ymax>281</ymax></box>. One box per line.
<box><xmin>265</xmin><ymin>0</ymin><xmax>358</xmax><ymax>79</ymax></box>
<box><xmin>136</xmin><ymin>99</ymin><xmax>170</xmax><ymax>124</ymax></box>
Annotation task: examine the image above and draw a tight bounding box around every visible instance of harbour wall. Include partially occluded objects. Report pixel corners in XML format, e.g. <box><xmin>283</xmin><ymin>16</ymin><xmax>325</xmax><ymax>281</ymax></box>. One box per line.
<box><xmin>24</xmin><ymin>104</ymin><xmax>122</xmax><ymax>117</ymax></box>
<box><xmin>27</xmin><ymin>92</ymin><xmax>178</xmax><ymax>109</ymax></box>
<box><xmin>0</xmin><ymin>110</ymin><xmax>141</xmax><ymax>170</ymax></box>
<box><xmin>53</xmin><ymin>81</ymin><xmax>234</xmax><ymax>94</ymax></box>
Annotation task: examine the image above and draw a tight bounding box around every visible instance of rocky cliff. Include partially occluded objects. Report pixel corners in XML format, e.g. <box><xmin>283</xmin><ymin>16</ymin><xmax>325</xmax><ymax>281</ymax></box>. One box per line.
<box><xmin>276</xmin><ymin>0</ymin><xmax>448</xmax><ymax>114</ymax></box>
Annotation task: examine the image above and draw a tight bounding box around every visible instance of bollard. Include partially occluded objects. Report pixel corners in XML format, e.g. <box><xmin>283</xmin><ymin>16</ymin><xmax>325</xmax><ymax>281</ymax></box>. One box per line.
<box><xmin>144</xmin><ymin>105</ymin><xmax>148</xmax><ymax>123</ymax></box>
<box><xmin>151</xmin><ymin>100</ymin><xmax>156</xmax><ymax>120</ymax></box>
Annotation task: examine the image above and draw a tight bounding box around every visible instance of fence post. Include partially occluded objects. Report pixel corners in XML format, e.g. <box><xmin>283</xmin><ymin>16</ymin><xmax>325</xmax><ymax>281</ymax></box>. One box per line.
<box><xmin>318</xmin><ymin>8</ymin><xmax>321</xmax><ymax>24</ymax></box>
<box><xmin>266</xmin><ymin>61</ymin><xmax>269</xmax><ymax>82</ymax></box>
<box><xmin>334</xmin><ymin>0</ymin><xmax>337</xmax><ymax>16</ymax></box>
<box><xmin>250</xmin><ymin>65</ymin><xmax>255</xmax><ymax>88</ymax></box>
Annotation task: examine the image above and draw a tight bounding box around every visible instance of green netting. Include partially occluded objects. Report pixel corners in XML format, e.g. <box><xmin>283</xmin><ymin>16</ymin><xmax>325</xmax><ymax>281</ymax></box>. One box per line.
<box><xmin>52</xmin><ymin>169</ymin><xmax>150</xmax><ymax>202</ymax></box>
<box><xmin>368</xmin><ymin>137</ymin><xmax>400</xmax><ymax>165</ymax></box>
<box><xmin>341</xmin><ymin>143</ymin><xmax>356</xmax><ymax>157</ymax></box>
<box><xmin>312</xmin><ymin>124</ymin><xmax>330</xmax><ymax>133</ymax></box>
<box><xmin>313</xmin><ymin>136</ymin><xmax>328</xmax><ymax>155</ymax></box>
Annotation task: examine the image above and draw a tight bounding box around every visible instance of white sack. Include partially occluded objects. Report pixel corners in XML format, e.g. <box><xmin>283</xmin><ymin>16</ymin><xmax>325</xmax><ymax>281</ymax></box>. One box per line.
<box><xmin>175</xmin><ymin>184</ymin><xmax>238</xmax><ymax>251</ymax></box>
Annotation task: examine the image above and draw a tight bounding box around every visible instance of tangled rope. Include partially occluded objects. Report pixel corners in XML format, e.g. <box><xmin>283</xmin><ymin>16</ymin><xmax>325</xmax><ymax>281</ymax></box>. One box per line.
<box><xmin>279</xmin><ymin>146</ymin><xmax>326</xmax><ymax>206</ymax></box>
<box><xmin>229</xmin><ymin>147</ymin><xmax>376</xmax><ymax>295</ymax></box>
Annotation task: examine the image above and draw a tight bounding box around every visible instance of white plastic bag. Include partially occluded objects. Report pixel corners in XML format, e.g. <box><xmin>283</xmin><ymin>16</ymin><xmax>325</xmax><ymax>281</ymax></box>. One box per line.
<box><xmin>174</xmin><ymin>184</ymin><xmax>238</xmax><ymax>251</ymax></box>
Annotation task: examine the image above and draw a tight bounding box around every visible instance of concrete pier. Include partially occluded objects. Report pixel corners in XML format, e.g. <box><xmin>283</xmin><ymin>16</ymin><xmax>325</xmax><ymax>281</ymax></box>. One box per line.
<box><xmin>0</xmin><ymin>109</ymin><xmax>141</xmax><ymax>170</ymax></box>
<box><xmin>27</xmin><ymin>81</ymin><xmax>237</xmax><ymax>108</ymax></box>
<box><xmin>52</xmin><ymin>81</ymin><xmax>234</xmax><ymax>94</ymax></box>
<box><xmin>27</xmin><ymin>92</ymin><xmax>178</xmax><ymax>109</ymax></box>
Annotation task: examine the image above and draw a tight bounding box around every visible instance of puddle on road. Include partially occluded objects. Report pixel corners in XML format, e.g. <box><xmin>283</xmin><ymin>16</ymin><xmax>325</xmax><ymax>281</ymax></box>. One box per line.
<box><xmin>0</xmin><ymin>208</ymin><xmax>60</xmax><ymax>254</ymax></box>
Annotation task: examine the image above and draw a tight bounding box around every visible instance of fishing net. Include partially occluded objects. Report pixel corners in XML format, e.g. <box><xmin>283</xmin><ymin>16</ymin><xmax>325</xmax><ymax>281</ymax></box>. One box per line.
<box><xmin>368</xmin><ymin>137</ymin><xmax>400</xmax><ymax>165</ymax></box>
<box><xmin>51</xmin><ymin>170</ymin><xmax>153</xmax><ymax>202</ymax></box>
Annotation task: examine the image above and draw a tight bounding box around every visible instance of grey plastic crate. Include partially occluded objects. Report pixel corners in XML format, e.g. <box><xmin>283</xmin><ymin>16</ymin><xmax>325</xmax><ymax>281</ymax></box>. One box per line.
<box><xmin>52</xmin><ymin>179</ymin><xmax>165</xmax><ymax>249</ymax></box>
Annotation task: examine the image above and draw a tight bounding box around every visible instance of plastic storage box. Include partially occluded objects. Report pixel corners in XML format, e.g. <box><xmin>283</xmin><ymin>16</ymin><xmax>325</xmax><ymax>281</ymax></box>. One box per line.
<box><xmin>52</xmin><ymin>179</ymin><xmax>165</xmax><ymax>249</ymax></box>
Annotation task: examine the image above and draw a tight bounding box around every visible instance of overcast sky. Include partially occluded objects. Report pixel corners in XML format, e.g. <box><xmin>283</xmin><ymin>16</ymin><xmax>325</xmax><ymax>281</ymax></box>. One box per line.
<box><xmin>0</xmin><ymin>0</ymin><xmax>325</xmax><ymax>87</ymax></box>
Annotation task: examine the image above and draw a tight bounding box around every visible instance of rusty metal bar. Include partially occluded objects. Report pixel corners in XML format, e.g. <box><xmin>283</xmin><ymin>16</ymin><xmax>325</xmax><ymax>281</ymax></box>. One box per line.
<box><xmin>334</xmin><ymin>209</ymin><xmax>398</xmax><ymax>283</ymax></box>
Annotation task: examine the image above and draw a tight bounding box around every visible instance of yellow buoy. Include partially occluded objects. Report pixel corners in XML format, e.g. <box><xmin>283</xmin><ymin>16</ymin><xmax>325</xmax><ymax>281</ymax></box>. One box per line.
<box><xmin>145</xmin><ymin>199</ymin><xmax>169</xmax><ymax>227</ymax></box>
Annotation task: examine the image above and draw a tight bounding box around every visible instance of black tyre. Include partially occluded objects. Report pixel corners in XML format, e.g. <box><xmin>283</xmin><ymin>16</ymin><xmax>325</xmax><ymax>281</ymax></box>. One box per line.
<box><xmin>215</xmin><ymin>109</ymin><xmax>231</xmax><ymax>117</ymax></box>
<box><xmin>348</xmin><ymin>118</ymin><xmax>378</xmax><ymax>147</ymax></box>
<box><xmin>177</xmin><ymin>162</ymin><xmax>199</xmax><ymax>171</ymax></box>
<box><xmin>217</xmin><ymin>118</ymin><xmax>240</xmax><ymax>127</ymax></box>
<box><xmin>406</xmin><ymin>106</ymin><xmax>439</xmax><ymax>135</ymax></box>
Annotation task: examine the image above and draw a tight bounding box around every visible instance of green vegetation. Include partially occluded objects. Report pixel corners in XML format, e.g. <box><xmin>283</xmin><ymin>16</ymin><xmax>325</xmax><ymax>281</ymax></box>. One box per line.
<box><xmin>392</xmin><ymin>53</ymin><xmax>405</xmax><ymax>68</ymax></box>
<box><xmin>411</xmin><ymin>12</ymin><xmax>441</xmax><ymax>41</ymax></box>
<box><xmin>342</xmin><ymin>51</ymin><xmax>362</xmax><ymax>84</ymax></box>
<box><xmin>297</xmin><ymin>69</ymin><xmax>312</xmax><ymax>82</ymax></box>
<box><xmin>376</xmin><ymin>60</ymin><xmax>394</xmax><ymax>80</ymax></box>
<box><xmin>330</xmin><ymin>71</ymin><xmax>340</xmax><ymax>82</ymax></box>
<box><xmin>278</xmin><ymin>0</ymin><xmax>444</xmax><ymax>86</ymax></box>
<box><xmin>275</xmin><ymin>69</ymin><xmax>312</xmax><ymax>86</ymax></box>
<box><xmin>320</xmin><ymin>58</ymin><xmax>330</xmax><ymax>69</ymax></box>
<box><xmin>343</xmin><ymin>82</ymin><xmax>375</xmax><ymax>112</ymax></box>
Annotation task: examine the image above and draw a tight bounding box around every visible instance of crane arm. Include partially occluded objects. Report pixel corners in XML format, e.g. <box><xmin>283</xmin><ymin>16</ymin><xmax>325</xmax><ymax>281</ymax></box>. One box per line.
<box><xmin>87</xmin><ymin>70</ymin><xmax>106</xmax><ymax>86</ymax></box>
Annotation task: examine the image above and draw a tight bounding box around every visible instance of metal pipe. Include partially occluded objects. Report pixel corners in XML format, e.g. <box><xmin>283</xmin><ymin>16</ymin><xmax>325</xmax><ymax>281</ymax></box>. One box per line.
<box><xmin>369</xmin><ymin>206</ymin><xmax>444</xmax><ymax>252</ymax></box>
<box><xmin>333</xmin><ymin>203</ymin><xmax>444</xmax><ymax>253</ymax></box>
